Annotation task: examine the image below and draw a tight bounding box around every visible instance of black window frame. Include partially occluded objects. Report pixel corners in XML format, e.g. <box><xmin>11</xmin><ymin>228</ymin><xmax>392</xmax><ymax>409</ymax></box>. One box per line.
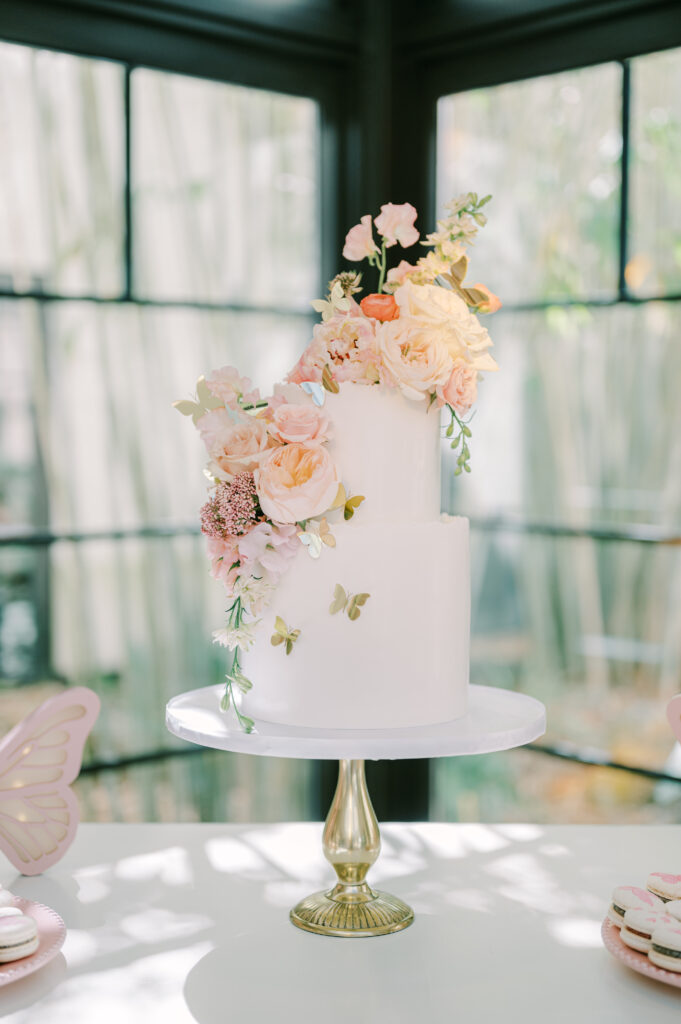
<box><xmin>2</xmin><ymin>0</ymin><xmax>681</xmax><ymax>822</ymax></box>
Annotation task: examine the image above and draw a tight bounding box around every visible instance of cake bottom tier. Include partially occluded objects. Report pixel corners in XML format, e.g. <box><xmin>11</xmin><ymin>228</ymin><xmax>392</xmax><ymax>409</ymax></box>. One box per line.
<box><xmin>242</xmin><ymin>516</ymin><xmax>469</xmax><ymax>730</ymax></box>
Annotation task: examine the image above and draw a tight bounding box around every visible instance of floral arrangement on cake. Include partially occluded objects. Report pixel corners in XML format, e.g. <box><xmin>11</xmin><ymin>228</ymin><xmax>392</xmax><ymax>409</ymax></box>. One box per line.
<box><xmin>175</xmin><ymin>194</ymin><xmax>500</xmax><ymax>730</ymax></box>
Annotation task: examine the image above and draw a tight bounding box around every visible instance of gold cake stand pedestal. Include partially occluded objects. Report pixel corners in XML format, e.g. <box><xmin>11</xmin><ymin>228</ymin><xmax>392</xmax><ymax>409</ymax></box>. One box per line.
<box><xmin>290</xmin><ymin>758</ymin><xmax>413</xmax><ymax>937</ymax></box>
<box><xmin>166</xmin><ymin>684</ymin><xmax>546</xmax><ymax>938</ymax></box>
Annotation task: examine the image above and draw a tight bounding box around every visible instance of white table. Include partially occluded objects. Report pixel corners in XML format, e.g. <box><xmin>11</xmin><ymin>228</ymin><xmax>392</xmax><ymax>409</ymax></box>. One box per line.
<box><xmin>2</xmin><ymin>823</ymin><xmax>681</xmax><ymax>1022</ymax></box>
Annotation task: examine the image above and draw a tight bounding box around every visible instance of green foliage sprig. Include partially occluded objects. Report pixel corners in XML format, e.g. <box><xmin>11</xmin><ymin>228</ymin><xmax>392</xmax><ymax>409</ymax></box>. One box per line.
<box><xmin>220</xmin><ymin>596</ymin><xmax>255</xmax><ymax>733</ymax></box>
<box><xmin>445</xmin><ymin>405</ymin><xmax>473</xmax><ymax>475</ymax></box>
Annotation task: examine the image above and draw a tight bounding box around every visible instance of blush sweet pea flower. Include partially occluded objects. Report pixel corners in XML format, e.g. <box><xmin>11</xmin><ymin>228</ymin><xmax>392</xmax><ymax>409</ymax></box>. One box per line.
<box><xmin>237</xmin><ymin>521</ymin><xmax>300</xmax><ymax>582</ymax></box>
<box><xmin>255</xmin><ymin>443</ymin><xmax>340</xmax><ymax>523</ymax></box>
<box><xmin>374</xmin><ymin>203</ymin><xmax>419</xmax><ymax>248</ymax></box>
<box><xmin>385</xmin><ymin>260</ymin><xmax>416</xmax><ymax>291</ymax></box>
<box><xmin>343</xmin><ymin>215</ymin><xmax>379</xmax><ymax>262</ymax></box>
<box><xmin>268</xmin><ymin>403</ymin><xmax>332</xmax><ymax>444</ymax></box>
<box><xmin>205</xmin><ymin>366</ymin><xmax>260</xmax><ymax>407</ymax></box>
<box><xmin>436</xmin><ymin>359</ymin><xmax>478</xmax><ymax>414</ymax></box>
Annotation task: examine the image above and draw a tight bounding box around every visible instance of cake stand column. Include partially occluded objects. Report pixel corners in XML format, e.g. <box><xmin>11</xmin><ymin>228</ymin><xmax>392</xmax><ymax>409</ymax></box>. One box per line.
<box><xmin>290</xmin><ymin>759</ymin><xmax>414</xmax><ymax>937</ymax></box>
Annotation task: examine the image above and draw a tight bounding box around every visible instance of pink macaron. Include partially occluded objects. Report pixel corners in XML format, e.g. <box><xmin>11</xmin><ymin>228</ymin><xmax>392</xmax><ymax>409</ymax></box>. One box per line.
<box><xmin>621</xmin><ymin>907</ymin><xmax>674</xmax><ymax>953</ymax></box>
<box><xmin>650</xmin><ymin>921</ymin><xmax>681</xmax><ymax>972</ymax></box>
<box><xmin>647</xmin><ymin>872</ymin><xmax>681</xmax><ymax>903</ymax></box>
<box><xmin>608</xmin><ymin>885</ymin><xmax>663</xmax><ymax>927</ymax></box>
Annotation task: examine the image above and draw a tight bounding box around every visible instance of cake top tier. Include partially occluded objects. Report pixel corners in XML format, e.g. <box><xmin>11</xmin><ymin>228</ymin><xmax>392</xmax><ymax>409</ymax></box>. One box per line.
<box><xmin>324</xmin><ymin>382</ymin><xmax>440</xmax><ymax>524</ymax></box>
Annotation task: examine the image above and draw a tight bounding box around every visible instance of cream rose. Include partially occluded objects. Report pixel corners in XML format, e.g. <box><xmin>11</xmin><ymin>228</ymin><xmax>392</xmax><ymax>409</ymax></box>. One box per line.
<box><xmin>255</xmin><ymin>442</ymin><xmax>339</xmax><ymax>524</ymax></box>
<box><xmin>377</xmin><ymin>319</ymin><xmax>453</xmax><ymax>401</ymax></box>
<box><xmin>395</xmin><ymin>280</ymin><xmax>498</xmax><ymax>371</ymax></box>
<box><xmin>197</xmin><ymin>409</ymin><xmax>271</xmax><ymax>479</ymax></box>
<box><xmin>436</xmin><ymin>359</ymin><xmax>478</xmax><ymax>414</ymax></box>
<box><xmin>268</xmin><ymin>403</ymin><xmax>331</xmax><ymax>444</ymax></box>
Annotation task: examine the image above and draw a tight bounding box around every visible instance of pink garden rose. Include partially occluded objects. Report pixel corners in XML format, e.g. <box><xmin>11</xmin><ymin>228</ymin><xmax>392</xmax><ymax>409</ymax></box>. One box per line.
<box><xmin>436</xmin><ymin>359</ymin><xmax>478</xmax><ymax>414</ymax></box>
<box><xmin>287</xmin><ymin>314</ymin><xmax>380</xmax><ymax>386</ymax></box>
<box><xmin>197</xmin><ymin>408</ymin><xmax>271</xmax><ymax>479</ymax></box>
<box><xmin>286</xmin><ymin>334</ymin><xmax>327</xmax><ymax>384</ymax></box>
<box><xmin>377</xmin><ymin>319</ymin><xmax>453</xmax><ymax>401</ymax></box>
<box><xmin>255</xmin><ymin>442</ymin><xmax>340</xmax><ymax>523</ymax></box>
<box><xmin>205</xmin><ymin>366</ymin><xmax>260</xmax><ymax>407</ymax></box>
<box><xmin>237</xmin><ymin>521</ymin><xmax>299</xmax><ymax>582</ymax></box>
<box><xmin>342</xmin><ymin>215</ymin><xmax>379</xmax><ymax>261</ymax></box>
<box><xmin>374</xmin><ymin>203</ymin><xmax>419</xmax><ymax>248</ymax></box>
<box><xmin>268</xmin><ymin>403</ymin><xmax>331</xmax><ymax>444</ymax></box>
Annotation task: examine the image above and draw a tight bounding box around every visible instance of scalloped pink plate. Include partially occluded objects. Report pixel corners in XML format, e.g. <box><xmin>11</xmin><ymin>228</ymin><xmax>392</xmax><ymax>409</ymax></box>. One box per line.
<box><xmin>602</xmin><ymin>917</ymin><xmax>681</xmax><ymax>989</ymax></box>
<box><xmin>0</xmin><ymin>897</ymin><xmax>66</xmax><ymax>987</ymax></box>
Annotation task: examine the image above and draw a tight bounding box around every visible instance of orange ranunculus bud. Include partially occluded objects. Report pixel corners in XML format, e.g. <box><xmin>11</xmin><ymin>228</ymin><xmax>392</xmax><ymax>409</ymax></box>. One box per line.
<box><xmin>360</xmin><ymin>293</ymin><xmax>399</xmax><ymax>322</ymax></box>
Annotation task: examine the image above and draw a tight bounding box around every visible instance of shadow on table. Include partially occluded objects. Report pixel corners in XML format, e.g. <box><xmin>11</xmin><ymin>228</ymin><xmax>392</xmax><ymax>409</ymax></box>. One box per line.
<box><xmin>0</xmin><ymin>954</ymin><xmax>67</xmax><ymax>1018</ymax></box>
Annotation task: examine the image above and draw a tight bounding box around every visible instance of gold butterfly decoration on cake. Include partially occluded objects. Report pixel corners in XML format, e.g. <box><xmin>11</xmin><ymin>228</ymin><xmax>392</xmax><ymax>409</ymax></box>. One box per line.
<box><xmin>298</xmin><ymin>517</ymin><xmax>336</xmax><ymax>559</ymax></box>
<box><xmin>331</xmin><ymin>484</ymin><xmax>366</xmax><ymax>521</ymax></box>
<box><xmin>172</xmin><ymin>375</ymin><xmax>224</xmax><ymax>424</ymax></box>
<box><xmin>271</xmin><ymin>617</ymin><xmax>301</xmax><ymax>655</ymax></box>
<box><xmin>329</xmin><ymin>585</ymin><xmax>371</xmax><ymax>621</ymax></box>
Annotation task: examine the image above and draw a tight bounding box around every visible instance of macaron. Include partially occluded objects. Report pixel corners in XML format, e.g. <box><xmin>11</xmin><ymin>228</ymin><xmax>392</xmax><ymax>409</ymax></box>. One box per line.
<box><xmin>621</xmin><ymin>908</ymin><xmax>673</xmax><ymax>953</ymax></box>
<box><xmin>647</xmin><ymin>872</ymin><xmax>681</xmax><ymax>902</ymax></box>
<box><xmin>608</xmin><ymin>885</ymin><xmax>663</xmax><ymax>926</ymax></box>
<box><xmin>0</xmin><ymin>912</ymin><xmax>38</xmax><ymax>963</ymax></box>
<box><xmin>664</xmin><ymin>901</ymin><xmax>681</xmax><ymax>922</ymax></box>
<box><xmin>0</xmin><ymin>890</ymin><xmax>16</xmax><ymax>909</ymax></box>
<box><xmin>650</xmin><ymin>921</ymin><xmax>681</xmax><ymax>972</ymax></box>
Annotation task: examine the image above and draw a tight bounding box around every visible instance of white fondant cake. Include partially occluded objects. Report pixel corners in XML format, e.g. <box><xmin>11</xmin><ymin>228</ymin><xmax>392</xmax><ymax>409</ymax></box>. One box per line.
<box><xmin>242</xmin><ymin>383</ymin><xmax>470</xmax><ymax>730</ymax></box>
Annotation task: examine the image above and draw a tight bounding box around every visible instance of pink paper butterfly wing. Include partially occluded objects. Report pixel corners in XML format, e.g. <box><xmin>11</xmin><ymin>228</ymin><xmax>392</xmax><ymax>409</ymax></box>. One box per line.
<box><xmin>0</xmin><ymin>687</ymin><xmax>100</xmax><ymax>875</ymax></box>
<box><xmin>667</xmin><ymin>694</ymin><xmax>681</xmax><ymax>745</ymax></box>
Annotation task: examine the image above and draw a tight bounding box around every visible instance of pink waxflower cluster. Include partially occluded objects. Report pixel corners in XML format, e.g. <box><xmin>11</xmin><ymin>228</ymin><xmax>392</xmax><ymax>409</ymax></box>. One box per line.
<box><xmin>200</xmin><ymin>473</ymin><xmax>260</xmax><ymax>539</ymax></box>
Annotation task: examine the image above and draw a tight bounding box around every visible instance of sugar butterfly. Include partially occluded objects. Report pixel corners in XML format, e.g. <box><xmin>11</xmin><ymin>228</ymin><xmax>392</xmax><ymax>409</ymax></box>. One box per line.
<box><xmin>0</xmin><ymin>687</ymin><xmax>100</xmax><ymax>875</ymax></box>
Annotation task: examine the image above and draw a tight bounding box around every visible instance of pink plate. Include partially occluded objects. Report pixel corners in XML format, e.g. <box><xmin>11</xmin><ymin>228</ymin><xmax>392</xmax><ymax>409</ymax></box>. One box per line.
<box><xmin>0</xmin><ymin>897</ymin><xmax>66</xmax><ymax>987</ymax></box>
<box><xmin>602</xmin><ymin>917</ymin><xmax>681</xmax><ymax>989</ymax></box>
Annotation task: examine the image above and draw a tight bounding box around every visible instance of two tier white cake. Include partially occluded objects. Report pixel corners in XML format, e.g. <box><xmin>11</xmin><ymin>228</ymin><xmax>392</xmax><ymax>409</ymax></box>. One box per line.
<box><xmin>242</xmin><ymin>383</ymin><xmax>470</xmax><ymax>729</ymax></box>
<box><xmin>175</xmin><ymin>194</ymin><xmax>499</xmax><ymax>735</ymax></box>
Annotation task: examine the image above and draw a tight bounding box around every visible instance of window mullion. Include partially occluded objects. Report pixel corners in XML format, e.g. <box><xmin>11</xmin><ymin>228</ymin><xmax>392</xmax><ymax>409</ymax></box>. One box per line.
<box><xmin>618</xmin><ymin>59</ymin><xmax>631</xmax><ymax>301</ymax></box>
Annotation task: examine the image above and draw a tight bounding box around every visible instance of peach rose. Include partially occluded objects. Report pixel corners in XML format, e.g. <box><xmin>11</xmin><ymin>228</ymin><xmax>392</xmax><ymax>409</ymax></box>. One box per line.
<box><xmin>343</xmin><ymin>215</ymin><xmax>379</xmax><ymax>262</ymax></box>
<box><xmin>377</xmin><ymin>319</ymin><xmax>453</xmax><ymax>401</ymax></box>
<box><xmin>436</xmin><ymin>359</ymin><xmax>478</xmax><ymax>414</ymax></box>
<box><xmin>374</xmin><ymin>203</ymin><xmax>419</xmax><ymax>248</ymax></box>
<box><xmin>360</xmin><ymin>293</ymin><xmax>399</xmax><ymax>322</ymax></box>
<box><xmin>197</xmin><ymin>409</ymin><xmax>271</xmax><ymax>479</ymax></box>
<box><xmin>255</xmin><ymin>442</ymin><xmax>340</xmax><ymax>523</ymax></box>
<box><xmin>268</xmin><ymin>403</ymin><xmax>331</xmax><ymax>444</ymax></box>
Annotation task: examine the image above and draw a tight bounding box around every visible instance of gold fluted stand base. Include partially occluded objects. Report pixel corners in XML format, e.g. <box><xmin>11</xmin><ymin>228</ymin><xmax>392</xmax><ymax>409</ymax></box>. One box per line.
<box><xmin>291</xmin><ymin>884</ymin><xmax>414</xmax><ymax>937</ymax></box>
<box><xmin>290</xmin><ymin>759</ymin><xmax>414</xmax><ymax>938</ymax></box>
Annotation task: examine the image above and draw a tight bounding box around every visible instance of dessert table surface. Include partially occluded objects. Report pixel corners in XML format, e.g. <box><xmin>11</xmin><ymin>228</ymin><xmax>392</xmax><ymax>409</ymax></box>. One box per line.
<box><xmin>2</xmin><ymin>822</ymin><xmax>681</xmax><ymax>1023</ymax></box>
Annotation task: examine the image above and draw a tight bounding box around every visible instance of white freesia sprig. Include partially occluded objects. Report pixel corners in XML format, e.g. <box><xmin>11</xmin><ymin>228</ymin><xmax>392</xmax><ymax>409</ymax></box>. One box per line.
<box><xmin>232</xmin><ymin>575</ymin><xmax>275</xmax><ymax>616</ymax></box>
<box><xmin>213</xmin><ymin>621</ymin><xmax>260</xmax><ymax>652</ymax></box>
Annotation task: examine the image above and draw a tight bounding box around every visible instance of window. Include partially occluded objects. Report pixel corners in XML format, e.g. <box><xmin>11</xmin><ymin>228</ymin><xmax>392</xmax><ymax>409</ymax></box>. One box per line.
<box><xmin>0</xmin><ymin>40</ymin><xmax>320</xmax><ymax>821</ymax></box>
<box><xmin>433</xmin><ymin>49</ymin><xmax>681</xmax><ymax>823</ymax></box>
